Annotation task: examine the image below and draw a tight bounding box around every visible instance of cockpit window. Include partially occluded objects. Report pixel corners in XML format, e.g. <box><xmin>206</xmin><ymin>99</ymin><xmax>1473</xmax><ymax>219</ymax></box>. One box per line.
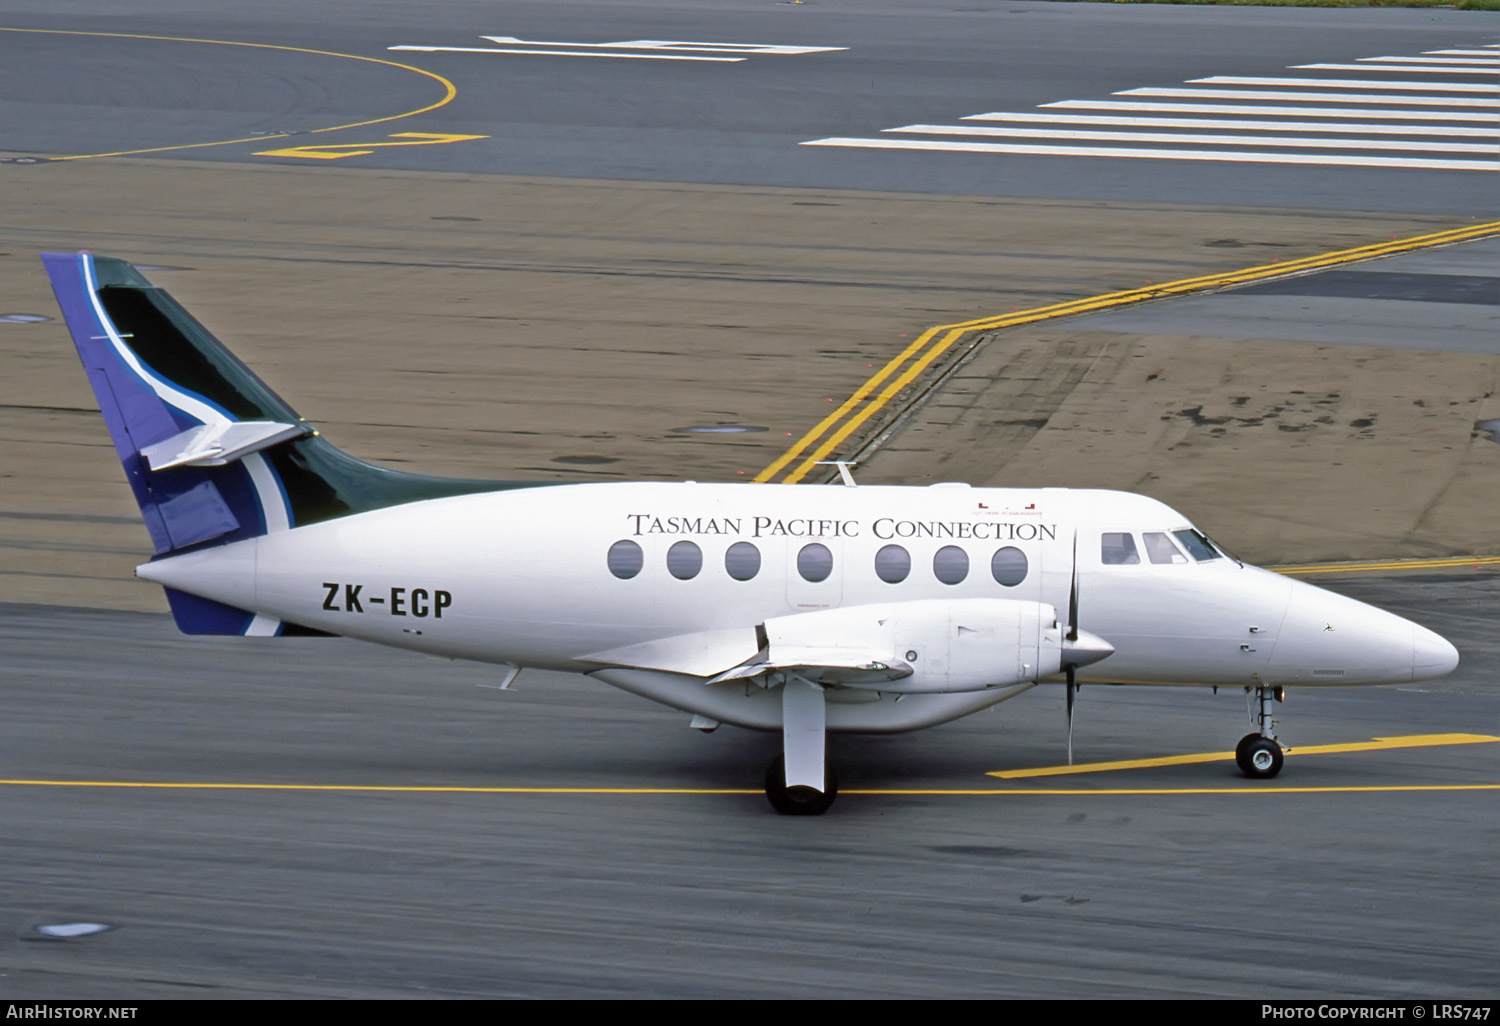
<box><xmin>1143</xmin><ymin>532</ymin><xmax>1188</xmax><ymax>565</ymax></box>
<box><xmin>1100</xmin><ymin>532</ymin><xmax>1139</xmax><ymax>565</ymax></box>
<box><xmin>1173</xmin><ymin>529</ymin><xmax>1222</xmax><ymax>562</ymax></box>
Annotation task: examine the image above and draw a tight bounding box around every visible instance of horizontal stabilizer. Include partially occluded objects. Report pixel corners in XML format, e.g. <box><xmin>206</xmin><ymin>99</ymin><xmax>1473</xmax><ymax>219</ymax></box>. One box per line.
<box><xmin>142</xmin><ymin>419</ymin><xmax>311</xmax><ymax>471</ymax></box>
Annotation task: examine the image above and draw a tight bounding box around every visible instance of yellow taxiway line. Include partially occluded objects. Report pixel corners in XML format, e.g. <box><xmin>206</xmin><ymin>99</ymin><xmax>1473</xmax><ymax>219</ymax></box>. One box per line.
<box><xmin>843</xmin><ymin>785</ymin><xmax>1500</xmax><ymax>796</ymax></box>
<box><xmin>756</xmin><ymin>219</ymin><xmax>1500</xmax><ymax>485</ymax></box>
<box><xmin>2</xmin><ymin>734</ymin><xmax>1493</xmax><ymax>798</ymax></box>
<box><xmin>0</xmin><ymin>780</ymin><xmax>1494</xmax><ymax>797</ymax></box>
<box><xmin>1274</xmin><ymin>555</ymin><xmax>1500</xmax><ymax>576</ymax></box>
<box><xmin>989</xmin><ymin>733</ymin><xmax>1500</xmax><ymax>779</ymax></box>
<box><xmin>0</xmin><ymin>27</ymin><xmax>458</xmax><ymax>161</ymax></box>
<box><xmin>0</xmin><ymin>781</ymin><xmax>762</xmax><ymax>795</ymax></box>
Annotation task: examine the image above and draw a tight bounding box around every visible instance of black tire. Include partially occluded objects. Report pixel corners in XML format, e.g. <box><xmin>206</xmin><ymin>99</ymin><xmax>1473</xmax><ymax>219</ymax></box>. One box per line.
<box><xmin>765</xmin><ymin>756</ymin><xmax>838</xmax><ymax>816</ymax></box>
<box><xmin>1235</xmin><ymin>734</ymin><xmax>1283</xmax><ymax>779</ymax></box>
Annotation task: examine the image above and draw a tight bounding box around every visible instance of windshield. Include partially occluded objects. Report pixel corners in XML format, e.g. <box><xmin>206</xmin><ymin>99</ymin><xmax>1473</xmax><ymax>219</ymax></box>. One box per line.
<box><xmin>1172</xmin><ymin>528</ymin><xmax>1222</xmax><ymax>562</ymax></box>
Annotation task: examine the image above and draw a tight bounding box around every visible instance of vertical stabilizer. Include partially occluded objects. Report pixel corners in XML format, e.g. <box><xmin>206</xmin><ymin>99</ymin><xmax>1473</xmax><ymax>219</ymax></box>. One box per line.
<box><xmin>42</xmin><ymin>252</ymin><xmax>532</xmax><ymax>635</ymax></box>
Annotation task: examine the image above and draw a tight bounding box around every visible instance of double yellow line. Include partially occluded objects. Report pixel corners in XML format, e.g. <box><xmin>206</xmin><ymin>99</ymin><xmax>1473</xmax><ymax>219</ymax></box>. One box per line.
<box><xmin>755</xmin><ymin>219</ymin><xmax>1500</xmax><ymax>484</ymax></box>
<box><xmin>1277</xmin><ymin>555</ymin><xmax>1500</xmax><ymax>576</ymax></box>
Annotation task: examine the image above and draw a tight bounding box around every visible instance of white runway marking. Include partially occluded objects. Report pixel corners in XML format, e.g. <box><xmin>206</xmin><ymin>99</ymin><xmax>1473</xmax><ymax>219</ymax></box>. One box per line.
<box><xmin>1042</xmin><ymin>100</ymin><xmax>1498</xmax><ymax>122</ymax></box>
<box><xmin>389</xmin><ymin>35</ymin><xmax>844</xmax><ymax>63</ymax></box>
<box><xmin>390</xmin><ymin>45</ymin><xmax>744</xmax><ymax>62</ymax></box>
<box><xmin>803</xmin><ymin>43</ymin><xmax>1500</xmax><ymax>173</ymax></box>
<box><xmin>801</xmin><ymin>137</ymin><xmax>1497</xmax><ymax>173</ymax></box>
<box><xmin>962</xmin><ymin>112</ymin><xmax>1499</xmax><ymax>137</ymax></box>
<box><xmin>1319</xmin><ymin>56</ymin><xmax>1500</xmax><ymax>66</ymax></box>
<box><xmin>889</xmin><ymin>124</ymin><xmax>1498</xmax><ymax>154</ymax></box>
<box><xmin>1188</xmin><ymin>75</ymin><xmax>1499</xmax><ymax>92</ymax></box>
<box><xmin>1120</xmin><ymin>88</ymin><xmax>1499</xmax><ymax>107</ymax></box>
<box><xmin>1293</xmin><ymin>64</ymin><xmax>1500</xmax><ymax>75</ymax></box>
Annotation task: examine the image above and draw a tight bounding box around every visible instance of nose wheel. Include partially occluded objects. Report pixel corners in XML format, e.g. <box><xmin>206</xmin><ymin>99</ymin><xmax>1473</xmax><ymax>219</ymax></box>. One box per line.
<box><xmin>1237</xmin><ymin>684</ymin><xmax>1286</xmax><ymax>779</ymax></box>
<box><xmin>1235</xmin><ymin>734</ymin><xmax>1284</xmax><ymax>779</ymax></box>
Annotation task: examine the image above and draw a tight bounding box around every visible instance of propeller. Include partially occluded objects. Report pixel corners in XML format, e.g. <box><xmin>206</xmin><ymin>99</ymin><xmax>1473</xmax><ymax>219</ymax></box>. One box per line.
<box><xmin>1065</xmin><ymin>531</ymin><xmax>1079</xmax><ymax>765</ymax></box>
<box><xmin>1066</xmin><ymin>663</ymin><xmax>1077</xmax><ymax>766</ymax></box>
<box><xmin>1057</xmin><ymin>530</ymin><xmax>1113</xmax><ymax>764</ymax></box>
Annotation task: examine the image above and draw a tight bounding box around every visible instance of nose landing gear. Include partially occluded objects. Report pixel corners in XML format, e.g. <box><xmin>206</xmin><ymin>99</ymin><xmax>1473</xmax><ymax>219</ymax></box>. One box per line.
<box><xmin>1236</xmin><ymin>684</ymin><xmax>1286</xmax><ymax>779</ymax></box>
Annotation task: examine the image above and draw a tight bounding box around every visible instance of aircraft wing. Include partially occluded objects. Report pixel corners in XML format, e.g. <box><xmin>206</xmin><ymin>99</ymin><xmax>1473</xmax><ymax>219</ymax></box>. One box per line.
<box><xmin>577</xmin><ymin>628</ymin><xmax>762</xmax><ymax>679</ymax></box>
<box><xmin>578</xmin><ymin>598</ymin><xmax>1079</xmax><ymax>693</ymax></box>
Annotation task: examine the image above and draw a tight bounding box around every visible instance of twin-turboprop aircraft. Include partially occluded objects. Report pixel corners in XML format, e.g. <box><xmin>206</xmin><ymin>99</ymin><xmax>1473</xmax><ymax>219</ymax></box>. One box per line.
<box><xmin>43</xmin><ymin>252</ymin><xmax>1460</xmax><ymax>814</ymax></box>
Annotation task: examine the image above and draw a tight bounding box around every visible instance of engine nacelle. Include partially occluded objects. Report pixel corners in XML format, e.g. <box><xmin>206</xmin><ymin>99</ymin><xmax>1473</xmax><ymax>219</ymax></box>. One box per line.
<box><xmin>762</xmin><ymin>598</ymin><xmax>1084</xmax><ymax>694</ymax></box>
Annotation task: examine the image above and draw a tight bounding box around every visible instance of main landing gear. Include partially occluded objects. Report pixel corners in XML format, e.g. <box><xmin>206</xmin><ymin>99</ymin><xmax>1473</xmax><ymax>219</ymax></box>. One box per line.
<box><xmin>766</xmin><ymin>756</ymin><xmax>839</xmax><ymax>816</ymax></box>
<box><xmin>1236</xmin><ymin>684</ymin><xmax>1286</xmax><ymax>779</ymax></box>
<box><xmin>766</xmin><ymin>674</ymin><xmax>838</xmax><ymax>815</ymax></box>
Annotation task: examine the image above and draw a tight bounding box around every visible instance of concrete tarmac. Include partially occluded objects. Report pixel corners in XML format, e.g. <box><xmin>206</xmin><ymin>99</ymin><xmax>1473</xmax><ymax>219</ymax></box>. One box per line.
<box><xmin>1</xmin><ymin>570</ymin><xmax>1496</xmax><ymax>998</ymax></box>
<box><xmin>1</xmin><ymin>0</ymin><xmax>1498</xmax><ymax>1000</ymax></box>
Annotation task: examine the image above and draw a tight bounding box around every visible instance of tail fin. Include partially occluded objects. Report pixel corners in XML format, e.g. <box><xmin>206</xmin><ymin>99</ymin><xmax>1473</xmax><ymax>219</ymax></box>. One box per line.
<box><xmin>42</xmin><ymin>252</ymin><xmax>522</xmax><ymax>632</ymax></box>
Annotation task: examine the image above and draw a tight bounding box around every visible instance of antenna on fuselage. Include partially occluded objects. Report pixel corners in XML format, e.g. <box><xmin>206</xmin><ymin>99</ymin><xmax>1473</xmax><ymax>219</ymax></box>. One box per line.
<box><xmin>816</xmin><ymin>460</ymin><xmax>859</xmax><ymax>487</ymax></box>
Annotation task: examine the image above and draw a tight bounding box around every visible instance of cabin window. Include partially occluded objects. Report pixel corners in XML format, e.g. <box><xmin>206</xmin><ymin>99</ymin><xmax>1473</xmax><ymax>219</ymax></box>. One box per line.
<box><xmin>798</xmin><ymin>543</ymin><xmax>833</xmax><ymax>583</ymax></box>
<box><xmin>933</xmin><ymin>545</ymin><xmax>969</xmax><ymax>585</ymax></box>
<box><xmin>991</xmin><ymin>546</ymin><xmax>1028</xmax><ymax>587</ymax></box>
<box><xmin>667</xmin><ymin>540</ymin><xmax>703</xmax><ymax>580</ymax></box>
<box><xmin>1173</xmin><ymin>529</ymin><xmax>1222</xmax><ymax>562</ymax></box>
<box><xmin>1143</xmin><ymin>532</ymin><xmax>1188</xmax><ymax>565</ymax></box>
<box><xmin>1101</xmin><ymin>532</ymin><xmax>1140</xmax><ymax>565</ymax></box>
<box><xmin>874</xmin><ymin>544</ymin><xmax>910</xmax><ymax>584</ymax></box>
<box><xmin>607</xmin><ymin>539</ymin><xmax>644</xmax><ymax>580</ymax></box>
<box><xmin>725</xmin><ymin>541</ymin><xmax>761</xmax><ymax>581</ymax></box>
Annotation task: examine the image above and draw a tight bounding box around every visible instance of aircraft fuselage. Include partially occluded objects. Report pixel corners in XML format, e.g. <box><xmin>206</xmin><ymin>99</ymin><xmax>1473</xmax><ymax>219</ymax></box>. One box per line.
<box><xmin>138</xmin><ymin>480</ymin><xmax>1456</xmax><ymax>733</ymax></box>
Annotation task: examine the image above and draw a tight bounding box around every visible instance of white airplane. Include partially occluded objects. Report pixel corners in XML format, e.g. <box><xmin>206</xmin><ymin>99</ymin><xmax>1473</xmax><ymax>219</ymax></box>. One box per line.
<box><xmin>42</xmin><ymin>252</ymin><xmax>1460</xmax><ymax>814</ymax></box>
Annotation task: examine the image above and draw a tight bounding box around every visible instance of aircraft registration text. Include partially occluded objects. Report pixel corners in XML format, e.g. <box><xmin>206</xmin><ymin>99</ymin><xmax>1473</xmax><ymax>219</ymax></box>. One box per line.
<box><xmin>321</xmin><ymin>583</ymin><xmax>453</xmax><ymax>618</ymax></box>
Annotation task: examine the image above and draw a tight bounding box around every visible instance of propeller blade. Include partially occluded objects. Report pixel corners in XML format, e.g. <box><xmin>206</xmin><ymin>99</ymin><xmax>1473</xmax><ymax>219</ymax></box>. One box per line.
<box><xmin>1065</xmin><ymin>528</ymin><xmax>1080</xmax><ymax>764</ymax></box>
<box><xmin>1067</xmin><ymin>531</ymin><xmax>1079</xmax><ymax>642</ymax></box>
<box><xmin>1066</xmin><ymin>664</ymin><xmax>1076</xmax><ymax>766</ymax></box>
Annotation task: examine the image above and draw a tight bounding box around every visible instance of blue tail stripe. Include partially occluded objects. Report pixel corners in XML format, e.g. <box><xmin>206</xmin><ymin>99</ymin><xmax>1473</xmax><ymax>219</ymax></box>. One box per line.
<box><xmin>48</xmin><ymin>254</ymin><xmax>183</xmax><ymax>457</ymax></box>
<box><xmin>164</xmin><ymin>588</ymin><xmax>255</xmax><ymax>636</ymax></box>
<box><xmin>44</xmin><ymin>251</ymin><xmax>264</xmax><ymax>555</ymax></box>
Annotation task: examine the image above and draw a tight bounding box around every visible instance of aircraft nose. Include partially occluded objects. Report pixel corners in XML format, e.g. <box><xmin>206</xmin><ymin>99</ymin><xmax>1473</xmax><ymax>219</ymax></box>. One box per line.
<box><xmin>1413</xmin><ymin>622</ymin><xmax>1459</xmax><ymax>681</ymax></box>
<box><xmin>1276</xmin><ymin>581</ymin><xmax>1460</xmax><ymax>686</ymax></box>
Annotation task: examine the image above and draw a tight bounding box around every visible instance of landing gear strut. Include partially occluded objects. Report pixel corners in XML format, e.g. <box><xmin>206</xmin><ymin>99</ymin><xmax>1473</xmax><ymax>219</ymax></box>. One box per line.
<box><xmin>766</xmin><ymin>674</ymin><xmax>837</xmax><ymax>815</ymax></box>
<box><xmin>1236</xmin><ymin>685</ymin><xmax>1285</xmax><ymax>779</ymax></box>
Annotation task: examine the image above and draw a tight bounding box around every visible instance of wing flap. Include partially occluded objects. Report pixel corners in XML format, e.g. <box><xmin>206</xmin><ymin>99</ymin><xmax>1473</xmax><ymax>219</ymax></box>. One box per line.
<box><xmin>578</xmin><ymin>627</ymin><xmax>761</xmax><ymax>678</ymax></box>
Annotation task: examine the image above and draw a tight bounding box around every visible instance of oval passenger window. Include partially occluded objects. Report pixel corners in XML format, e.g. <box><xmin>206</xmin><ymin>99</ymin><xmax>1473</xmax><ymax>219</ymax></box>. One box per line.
<box><xmin>725</xmin><ymin>541</ymin><xmax>761</xmax><ymax>581</ymax></box>
<box><xmin>933</xmin><ymin>545</ymin><xmax>968</xmax><ymax>585</ymax></box>
<box><xmin>874</xmin><ymin>544</ymin><xmax>910</xmax><ymax>584</ymax></box>
<box><xmin>797</xmin><ymin>543</ymin><xmax>833</xmax><ymax>583</ymax></box>
<box><xmin>991</xmin><ymin>546</ymin><xmax>1028</xmax><ymax>587</ymax></box>
<box><xmin>607</xmin><ymin>539</ymin><xmax>644</xmax><ymax>580</ymax></box>
<box><xmin>667</xmin><ymin>540</ymin><xmax>703</xmax><ymax>580</ymax></box>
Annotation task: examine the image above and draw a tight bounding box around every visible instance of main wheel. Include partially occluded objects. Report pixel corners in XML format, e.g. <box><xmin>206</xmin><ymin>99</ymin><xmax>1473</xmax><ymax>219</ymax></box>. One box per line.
<box><xmin>1235</xmin><ymin>734</ymin><xmax>1284</xmax><ymax>779</ymax></box>
<box><xmin>765</xmin><ymin>756</ymin><xmax>838</xmax><ymax>816</ymax></box>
